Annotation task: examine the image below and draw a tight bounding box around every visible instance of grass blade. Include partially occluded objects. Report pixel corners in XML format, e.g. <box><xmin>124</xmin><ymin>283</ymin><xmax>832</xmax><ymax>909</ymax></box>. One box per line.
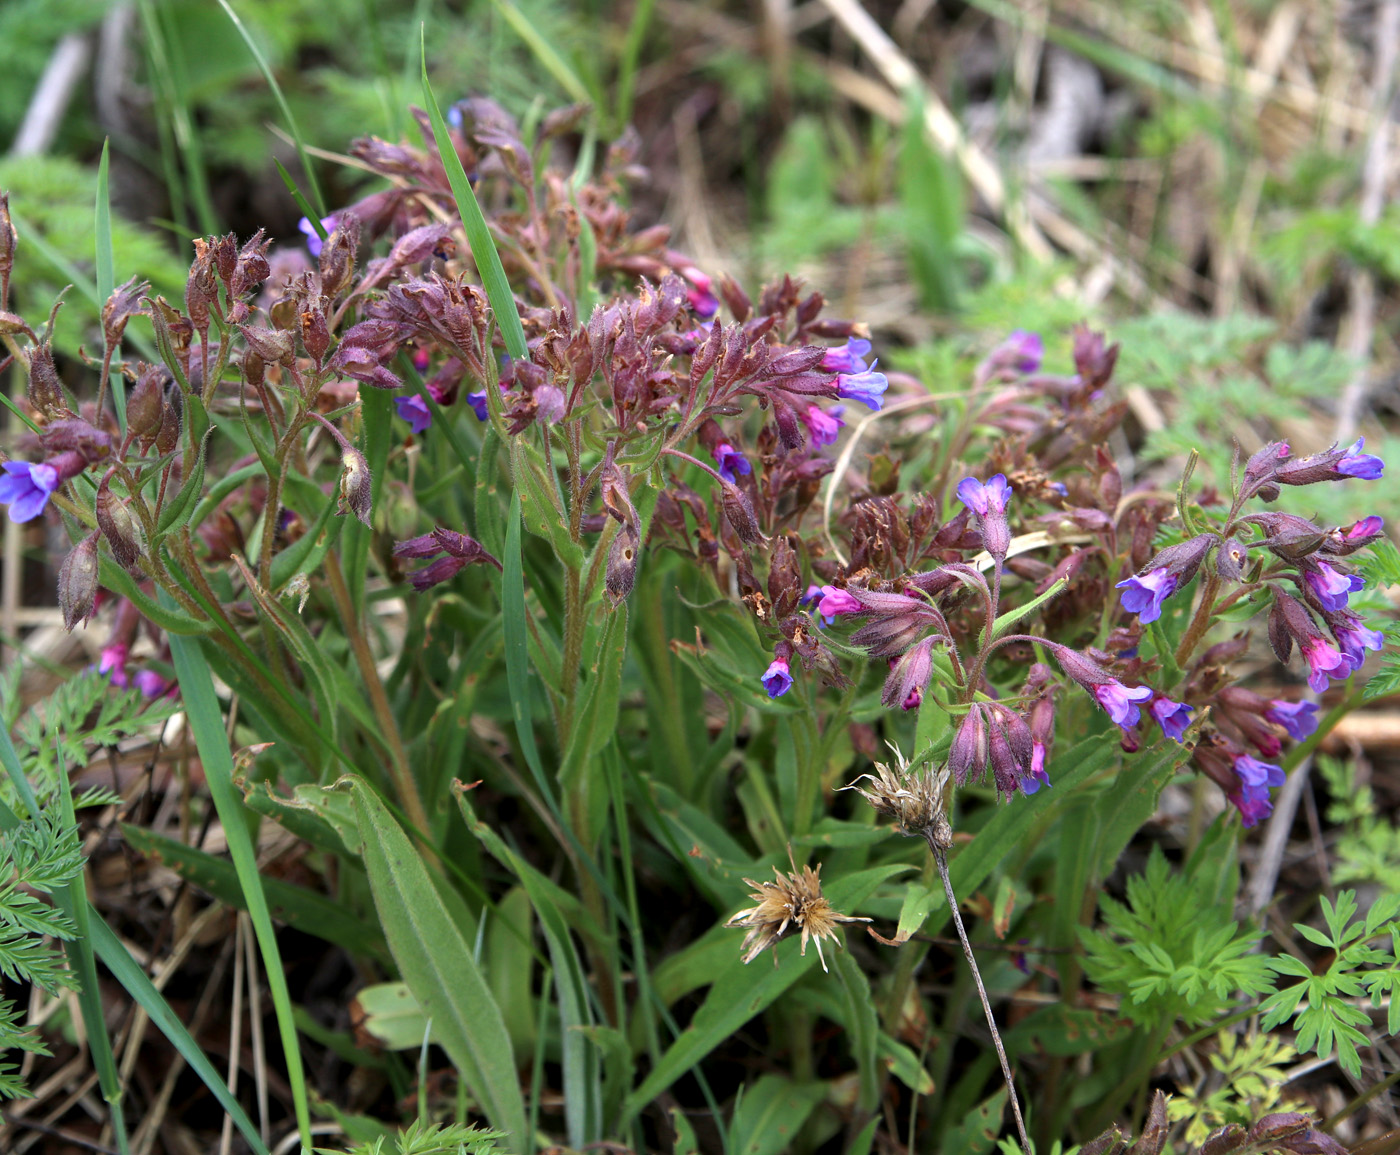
<box><xmin>420</xmin><ymin>37</ymin><xmax>527</xmax><ymax>359</ymax></box>
<box><xmin>351</xmin><ymin>777</ymin><xmax>527</xmax><ymax>1147</ymax></box>
<box><xmin>484</xmin><ymin>0</ymin><xmax>592</xmax><ymax>107</ymax></box>
<box><xmin>165</xmin><ymin>602</ymin><xmax>313</xmax><ymax>1152</ymax></box>
<box><xmin>215</xmin><ymin>0</ymin><xmax>326</xmax><ymax>216</ymax></box>
<box><xmin>503</xmin><ymin>490</ymin><xmax>555</xmax><ymax>807</ymax></box>
<box><xmin>274</xmin><ymin>158</ymin><xmax>329</xmax><ymax>239</ymax></box>
<box><xmin>614</xmin><ymin>0</ymin><xmax>656</xmax><ymax>133</ymax></box>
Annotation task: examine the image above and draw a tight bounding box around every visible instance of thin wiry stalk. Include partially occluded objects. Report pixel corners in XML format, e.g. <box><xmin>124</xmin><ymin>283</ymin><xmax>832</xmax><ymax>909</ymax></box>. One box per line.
<box><xmin>927</xmin><ymin>832</ymin><xmax>1032</xmax><ymax>1153</ymax></box>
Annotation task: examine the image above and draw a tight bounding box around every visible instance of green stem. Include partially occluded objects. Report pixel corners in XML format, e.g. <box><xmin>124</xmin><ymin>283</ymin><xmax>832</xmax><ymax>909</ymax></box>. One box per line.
<box><xmin>323</xmin><ymin>551</ymin><xmax>432</xmax><ymax>844</ymax></box>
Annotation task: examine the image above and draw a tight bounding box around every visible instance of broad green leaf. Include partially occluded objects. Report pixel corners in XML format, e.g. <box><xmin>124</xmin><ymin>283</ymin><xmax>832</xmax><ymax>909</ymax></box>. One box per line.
<box><xmin>944</xmin><ymin>1087</ymin><xmax>1007</xmax><ymax>1155</ymax></box>
<box><xmin>833</xmin><ymin>947</ymin><xmax>879</xmax><ymax>1112</ymax></box>
<box><xmin>727</xmin><ymin>1074</ymin><xmax>825</xmax><ymax>1155</ymax></box>
<box><xmin>484</xmin><ymin>888</ymin><xmax>536</xmax><ymax>1070</ymax></box>
<box><xmin>354</xmin><ymin>982</ymin><xmax>432</xmax><ymax>1050</ymax></box>
<box><xmin>155</xmin><ymin>428</ymin><xmax>213</xmax><ymax>535</ymax></box>
<box><xmin>166</xmin><ymin>615</ymin><xmax>312</xmax><ymax>1149</ymax></box>
<box><xmin>351</xmin><ymin>777</ymin><xmax>526</xmax><ymax>1148</ymax></box>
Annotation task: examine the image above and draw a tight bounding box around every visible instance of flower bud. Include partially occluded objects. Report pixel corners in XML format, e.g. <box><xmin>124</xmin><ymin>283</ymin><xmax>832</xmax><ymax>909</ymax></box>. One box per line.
<box><xmin>41</xmin><ymin>418</ymin><xmax>112</xmax><ymax>464</ymax></box>
<box><xmin>96</xmin><ymin>472</ymin><xmax>143</xmax><ymax>570</ymax></box>
<box><xmin>720</xmin><ymin>480</ymin><xmax>765</xmax><ymax>544</ymax></box>
<box><xmin>338</xmin><ymin>445</ymin><xmax>373</xmax><ymax>526</ymax></box>
<box><xmin>155</xmin><ymin>387</ymin><xmax>182</xmax><ymax>454</ymax></box>
<box><xmin>126</xmin><ymin>365</ymin><xmax>168</xmax><ymax>443</ymax></box>
<box><xmin>882</xmin><ymin>636</ymin><xmax>936</xmax><ymax>711</ymax></box>
<box><xmin>949</xmin><ymin>704</ymin><xmax>988</xmax><ymax>786</ymax></box>
<box><xmin>59</xmin><ymin>532</ymin><xmax>100</xmax><ymax>631</ymax></box>
<box><xmin>27</xmin><ymin>342</ymin><xmax>66</xmax><ymax>417</ymax></box>
<box><xmin>0</xmin><ymin>192</ymin><xmax>15</xmax><ymax>291</ymax></box>
<box><xmin>0</xmin><ymin>311</ymin><xmax>36</xmax><ymax>339</ymax></box>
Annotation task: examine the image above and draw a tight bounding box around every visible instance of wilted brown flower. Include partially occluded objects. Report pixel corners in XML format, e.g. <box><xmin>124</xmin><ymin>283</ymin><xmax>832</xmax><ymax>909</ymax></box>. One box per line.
<box><xmin>725</xmin><ymin>854</ymin><xmax>869</xmax><ymax>971</ymax></box>
<box><xmin>843</xmin><ymin>743</ymin><xmax>952</xmax><ymax>848</ymax></box>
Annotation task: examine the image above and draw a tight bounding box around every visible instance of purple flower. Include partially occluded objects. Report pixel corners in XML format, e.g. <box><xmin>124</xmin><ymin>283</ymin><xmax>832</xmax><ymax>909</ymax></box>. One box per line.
<box><xmin>0</xmin><ymin>461</ymin><xmax>60</xmax><ymax>523</ymax></box>
<box><xmin>1149</xmin><ymin>696</ymin><xmax>1194</xmax><ymax>743</ymax></box>
<box><xmin>1334</xmin><ymin>618</ymin><xmax>1384</xmax><ymax>672</ymax></box>
<box><xmin>1228</xmin><ymin>780</ymin><xmax>1275</xmax><ymax>827</ymax></box>
<box><xmin>298</xmin><ymin>215</ymin><xmax>339</xmax><ymax>258</ymax></box>
<box><xmin>1337</xmin><ymin>437</ymin><xmax>1384</xmax><ymax>480</ymax></box>
<box><xmin>956</xmin><ymin>474</ymin><xmax>1013</xmax><ymax>517</ymax></box>
<box><xmin>99</xmin><ymin>643</ymin><xmax>130</xmax><ymax>688</ymax></box>
<box><xmin>836</xmin><ymin>363</ymin><xmax>889</xmax><ymax>411</ymax></box>
<box><xmin>984</xmin><ymin>329</ymin><xmax>1044</xmax><ymax>376</ymax></box>
<box><xmin>801</xmin><ymin>584</ymin><xmax>836</xmax><ymax>627</ymax></box>
<box><xmin>1344</xmin><ymin>515</ymin><xmax>1384</xmax><ymax>540</ymax></box>
<box><xmin>821</xmin><ymin>337</ymin><xmax>872</xmax><ymax>375</ymax></box>
<box><xmin>1021</xmin><ymin>742</ymin><xmax>1051</xmax><ymax>794</ymax></box>
<box><xmin>1301</xmin><ymin>636</ymin><xmax>1349</xmax><ymax>692</ymax></box>
<box><xmin>1235</xmin><ymin>753</ymin><xmax>1285</xmax><ymax>790</ymax></box>
<box><xmin>680</xmin><ymin>268</ymin><xmax>718</xmax><ymax>318</ymax></box>
<box><xmin>134</xmin><ymin>670</ymin><xmax>171</xmax><ymax>698</ymax></box>
<box><xmin>1264</xmin><ymin>699</ymin><xmax>1318</xmax><ymax>742</ymax></box>
<box><xmin>712</xmin><ymin>442</ymin><xmax>752</xmax><ymax>484</ymax></box>
<box><xmin>1304</xmin><ymin>561</ymin><xmax>1363</xmax><ymax>613</ymax></box>
<box><xmin>1116</xmin><ymin>568</ymin><xmax>1179</xmax><ymax>624</ymax></box>
<box><xmin>1092</xmin><ymin>681</ymin><xmax>1154</xmax><ymax>729</ymax></box>
<box><xmin>761</xmin><ymin>656</ymin><xmax>793</xmax><ymax>699</ymax></box>
<box><xmin>466</xmin><ymin>390</ymin><xmax>489</xmax><ymax>421</ymax></box>
<box><xmin>817</xmin><ymin>585</ymin><xmax>863</xmax><ymax>619</ymax></box>
<box><xmin>801</xmin><ymin>404</ymin><xmax>845</xmax><ymax>447</ymax></box>
<box><xmin>535</xmin><ymin>385</ymin><xmax>566</xmax><ymax>425</ymax></box>
<box><xmin>396</xmin><ymin>394</ymin><xmax>433</xmax><ymax>435</ymax></box>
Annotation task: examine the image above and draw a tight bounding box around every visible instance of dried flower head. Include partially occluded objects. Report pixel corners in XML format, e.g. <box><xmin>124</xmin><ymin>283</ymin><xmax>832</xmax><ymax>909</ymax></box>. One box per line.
<box><xmin>725</xmin><ymin>854</ymin><xmax>869</xmax><ymax>971</ymax></box>
<box><xmin>844</xmin><ymin>742</ymin><xmax>952</xmax><ymax>847</ymax></box>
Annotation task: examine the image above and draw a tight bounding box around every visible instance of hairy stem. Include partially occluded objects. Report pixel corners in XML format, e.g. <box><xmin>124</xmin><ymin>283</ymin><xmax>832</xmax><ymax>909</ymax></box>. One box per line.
<box><xmin>928</xmin><ymin>834</ymin><xmax>1032</xmax><ymax>1153</ymax></box>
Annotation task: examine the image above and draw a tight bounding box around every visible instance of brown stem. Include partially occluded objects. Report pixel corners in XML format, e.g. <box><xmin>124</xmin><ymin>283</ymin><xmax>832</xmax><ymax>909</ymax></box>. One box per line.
<box><xmin>322</xmin><ymin>551</ymin><xmax>433</xmax><ymax>846</ymax></box>
<box><xmin>1174</xmin><ymin>571</ymin><xmax>1222</xmax><ymax>667</ymax></box>
<box><xmin>928</xmin><ymin>834</ymin><xmax>1032</xmax><ymax>1153</ymax></box>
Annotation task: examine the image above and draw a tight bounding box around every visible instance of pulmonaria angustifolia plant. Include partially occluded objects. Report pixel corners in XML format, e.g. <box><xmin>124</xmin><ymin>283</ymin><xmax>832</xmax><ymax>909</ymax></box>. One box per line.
<box><xmin>0</xmin><ymin>89</ymin><xmax>1392</xmax><ymax>1150</ymax></box>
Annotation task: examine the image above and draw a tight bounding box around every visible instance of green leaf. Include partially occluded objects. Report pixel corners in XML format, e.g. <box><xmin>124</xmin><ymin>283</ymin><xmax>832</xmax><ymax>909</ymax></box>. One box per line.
<box><xmin>350</xmin><ymin>777</ymin><xmax>526</xmax><ymax>1148</ymax></box>
<box><xmin>353</xmin><ymin>981</ymin><xmax>432</xmax><ymax>1051</ymax></box>
<box><xmin>727</xmin><ymin>1073</ymin><xmax>825</xmax><ymax>1155</ymax></box>
<box><xmin>990</xmin><ymin>576</ymin><xmax>1068</xmax><ymax>641</ymax></box>
<box><xmin>832</xmin><ymin>947</ymin><xmax>879</xmax><ymax>1113</ymax></box>
<box><xmin>167</xmin><ymin>613</ymin><xmax>312</xmax><ymax>1149</ymax></box>
<box><xmin>944</xmin><ymin>1088</ymin><xmax>1007</xmax><ymax>1155</ymax></box>
<box><xmin>97</xmin><ymin>558</ymin><xmax>211</xmax><ymax>635</ymax></box>
<box><xmin>94</xmin><ymin>138</ymin><xmax>124</xmax><ymax>432</ymax></box>
<box><xmin>155</xmin><ymin>428</ymin><xmax>213</xmax><ymax>536</ymax></box>
<box><xmin>420</xmin><ymin>46</ymin><xmax>526</xmax><ymax>360</ymax></box>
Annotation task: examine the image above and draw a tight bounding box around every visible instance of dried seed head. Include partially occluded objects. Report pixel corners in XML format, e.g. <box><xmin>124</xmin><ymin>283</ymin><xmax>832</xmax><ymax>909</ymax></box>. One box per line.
<box><xmin>844</xmin><ymin>743</ymin><xmax>952</xmax><ymax>847</ymax></box>
<box><xmin>605</xmin><ymin>524</ymin><xmax>640</xmax><ymax>606</ymax></box>
<box><xmin>725</xmin><ymin>855</ymin><xmax>870</xmax><ymax>971</ymax></box>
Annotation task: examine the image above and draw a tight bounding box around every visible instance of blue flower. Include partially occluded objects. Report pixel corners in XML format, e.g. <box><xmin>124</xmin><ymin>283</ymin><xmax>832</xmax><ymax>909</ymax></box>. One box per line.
<box><xmin>466</xmin><ymin>391</ymin><xmax>490</xmax><ymax>421</ymax></box>
<box><xmin>1021</xmin><ymin>742</ymin><xmax>1052</xmax><ymax>794</ymax></box>
<box><xmin>0</xmin><ymin>461</ymin><xmax>60</xmax><ymax>523</ymax></box>
<box><xmin>297</xmin><ymin>215</ymin><xmax>339</xmax><ymax>258</ymax></box>
<box><xmin>1303</xmin><ymin>561</ymin><xmax>1363</xmax><ymax>612</ymax></box>
<box><xmin>1116</xmin><ymin>568</ymin><xmax>1178</xmax><ymax>624</ymax></box>
<box><xmin>712</xmin><ymin>442</ymin><xmax>752</xmax><ymax>484</ymax></box>
<box><xmin>1264</xmin><ymin>699</ymin><xmax>1318</xmax><ymax>742</ymax></box>
<box><xmin>1149</xmin><ymin>696</ymin><xmax>1193</xmax><ymax>743</ymax></box>
<box><xmin>395</xmin><ymin>395</ymin><xmax>433</xmax><ymax>435</ymax></box>
<box><xmin>761</xmin><ymin>657</ymin><xmax>793</xmax><ymax>699</ymax></box>
<box><xmin>1092</xmin><ymin>680</ymin><xmax>1154</xmax><ymax>729</ymax></box>
<box><xmin>836</xmin><ymin>363</ymin><xmax>888</xmax><ymax>410</ymax></box>
<box><xmin>821</xmin><ymin>338</ymin><xmax>872</xmax><ymax>375</ymax></box>
<box><xmin>1337</xmin><ymin>437</ymin><xmax>1384</xmax><ymax>480</ymax></box>
<box><xmin>956</xmin><ymin>474</ymin><xmax>1013</xmax><ymax>516</ymax></box>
